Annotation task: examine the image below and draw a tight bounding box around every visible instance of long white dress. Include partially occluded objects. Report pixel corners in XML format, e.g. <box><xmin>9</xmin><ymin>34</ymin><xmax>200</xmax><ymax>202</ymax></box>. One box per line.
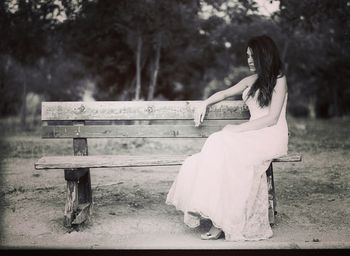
<box><xmin>166</xmin><ymin>85</ymin><xmax>288</xmax><ymax>241</ymax></box>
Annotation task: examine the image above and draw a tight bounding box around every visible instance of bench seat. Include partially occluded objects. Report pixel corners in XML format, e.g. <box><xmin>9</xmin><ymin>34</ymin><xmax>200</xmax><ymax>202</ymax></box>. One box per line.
<box><xmin>35</xmin><ymin>153</ymin><xmax>302</xmax><ymax>170</ymax></box>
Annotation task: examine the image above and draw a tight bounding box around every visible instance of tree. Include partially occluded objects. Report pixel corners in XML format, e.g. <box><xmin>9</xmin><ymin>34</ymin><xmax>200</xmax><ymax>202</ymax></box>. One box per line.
<box><xmin>277</xmin><ymin>0</ymin><xmax>350</xmax><ymax>117</ymax></box>
<box><xmin>64</xmin><ymin>0</ymin><xmax>204</xmax><ymax>101</ymax></box>
<box><xmin>0</xmin><ymin>0</ymin><xmax>59</xmax><ymax>125</ymax></box>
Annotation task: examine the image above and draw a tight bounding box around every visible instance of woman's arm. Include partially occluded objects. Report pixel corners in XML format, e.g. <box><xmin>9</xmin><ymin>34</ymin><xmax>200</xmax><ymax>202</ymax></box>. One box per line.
<box><xmin>204</xmin><ymin>74</ymin><xmax>257</xmax><ymax>106</ymax></box>
<box><xmin>224</xmin><ymin>76</ymin><xmax>287</xmax><ymax>132</ymax></box>
<box><xmin>194</xmin><ymin>75</ymin><xmax>257</xmax><ymax>126</ymax></box>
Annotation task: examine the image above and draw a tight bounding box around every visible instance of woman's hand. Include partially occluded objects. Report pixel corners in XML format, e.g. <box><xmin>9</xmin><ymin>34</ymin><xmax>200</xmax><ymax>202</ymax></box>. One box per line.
<box><xmin>194</xmin><ymin>102</ymin><xmax>208</xmax><ymax>127</ymax></box>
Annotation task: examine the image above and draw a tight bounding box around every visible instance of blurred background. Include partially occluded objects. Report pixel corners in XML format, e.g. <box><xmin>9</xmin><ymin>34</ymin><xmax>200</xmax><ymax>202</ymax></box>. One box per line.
<box><xmin>0</xmin><ymin>1</ymin><xmax>350</xmax><ymax>247</ymax></box>
<box><xmin>0</xmin><ymin>0</ymin><xmax>349</xmax><ymax>130</ymax></box>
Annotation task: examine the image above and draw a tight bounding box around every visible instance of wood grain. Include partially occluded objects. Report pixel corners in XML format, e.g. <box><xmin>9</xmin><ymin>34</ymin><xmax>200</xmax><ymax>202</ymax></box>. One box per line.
<box><xmin>35</xmin><ymin>153</ymin><xmax>302</xmax><ymax>170</ymax></box>
<box><xmin>71</xmin><ymin>203</ymin><xmax>91</xmax><ymax>225</ymax></box>
<box><xmin>42</xmin><ymin>124</ymin><xmax>229</xmax><ymax>138</ymax></box>
<box><xmin>42</xmin><ymin>101</ymin><xmax>249</xmax><ymax>121</ymax></box>
<box><xmin>64</xmin><ymin>180</ymin><xmax>78</xmax><ymax>227</ymax></box>
<box><xmin>271</xmin><ymin>153</ymin><xmax>302</xmax><ymax>162</ymax></box>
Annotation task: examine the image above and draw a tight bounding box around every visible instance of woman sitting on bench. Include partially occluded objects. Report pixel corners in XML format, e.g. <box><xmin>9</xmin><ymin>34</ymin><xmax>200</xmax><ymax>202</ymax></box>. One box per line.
<box><xmin>166</xmin><ymin>35</ymin><xmax>288</xmax><ymax>241</ymax></box>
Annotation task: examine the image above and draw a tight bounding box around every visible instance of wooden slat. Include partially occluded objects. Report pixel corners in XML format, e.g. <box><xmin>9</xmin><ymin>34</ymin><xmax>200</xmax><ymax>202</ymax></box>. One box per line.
<box><xmin>272</xmin><ymin>153</ymin><xmax>302</xmax><ymax>162</ymax></box>
<box><xmin>35</xmin><ymin>155</ymin><xmax>189</xmax><ymax>169</ymax></box>
<box><xmin>41</xmin><ymin>101</ymin><xmax>249</xmax><ymax>121</ymax></box>
<box><xmin>42</xmin><ymin>124</ymin><xmax>237</xmax><ymax>138</ymax></box>
<box><xmin>35</xmin><ymin>153</ymin><xmax>302</xmax><ymax>170</ymax></box>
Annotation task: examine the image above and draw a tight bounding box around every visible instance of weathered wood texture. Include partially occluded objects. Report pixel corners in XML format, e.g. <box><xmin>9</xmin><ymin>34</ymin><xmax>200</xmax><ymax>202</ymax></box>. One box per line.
<box><xmin>266</xmin><ymin>164</ymin><xmax>276</xmax><ymax>225</ymax></box>
<box><xmin>72</xmin><ymin>203</ymin><xmax>91</xmax><ymax>225</ymax></box>
<box><xmin>73</xmin><ymin>138</ymin><xmax>88</xmax><ymax>155</ymax></box>
<box><xmin>35</xmin><ymin>153</ymin><xmax>302</xmax><ymax>170</ymax></box>
<box><xmin>36</xmin><ymin>155</ymin><xmax>190</xmax><ymax>169</ymax></box>
<box><xmin>270</xmin><ymin>153</ymin><xmax>302</xmax><ymax>162</ymax></box>
<box><xmin>63</xmin><ymin>121</ymin><xmax>92</xmax><ymax>227</ymax></box>
<box><xmin>42</xmin><ymin>101</ymin><xmax>249</xmax><ymax>121</ymax></box>
<box><xmin>72</xmin><ymin>126</ymin><xmax>92</xmax><ymax>205</ymax></box>
<box><xmin>64</xmin><ymin>180</ymin><xmax>78</xmax><ymax>227</ymax></box>
<box><xmin>42</xmin><ymin>124</ymin><xmax>230</xmax><ymax>138</ymax></box>
<box><xmin>63</xmin><ymin>170</ymin><xmax>92</xmax><ymax>227</ymax></box>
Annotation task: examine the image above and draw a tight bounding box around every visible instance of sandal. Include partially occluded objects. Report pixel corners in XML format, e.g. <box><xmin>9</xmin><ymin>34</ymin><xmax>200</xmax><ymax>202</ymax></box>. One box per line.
<box><xmin>200</xmin><ymin>230</ymin><xmax>223</xmax><ymax>240</ymax></box>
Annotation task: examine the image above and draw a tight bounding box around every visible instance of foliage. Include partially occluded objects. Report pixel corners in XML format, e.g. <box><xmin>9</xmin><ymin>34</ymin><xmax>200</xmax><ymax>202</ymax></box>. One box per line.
<box><xmin>0</xmin><ymin>0</ymin><xmax>86</xmax><ymax>121</ymax></box>
<box><xmin>277</xmin><ymin>0</ymin><xmax>350</xmax><ymax>117</ymax></box>
<box><xmin>0</xmin><ymin>0</ymin><xmax>349</xmax><ymax>119</ymax></box>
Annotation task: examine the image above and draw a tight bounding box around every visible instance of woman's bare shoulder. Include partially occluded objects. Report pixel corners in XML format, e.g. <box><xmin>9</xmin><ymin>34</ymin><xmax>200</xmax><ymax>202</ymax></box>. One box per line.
<box><xmin>277</xmin><ymin>74</ymin><xmax>287</xmax><ymax>82</ymax></box>
<box><xmin>276</xmin><ymin>75</ymin><xmax>287</xmax><ymax>85</ymax></box>
<box><xmin>241</xmin><ymin>74</ymin><xmax>258</xmax><ymax>86</ymax></box>
<box><xmin>275</xmin><ymin>75</ymin><xmax>288</xmax><ymax>92</ymax></box>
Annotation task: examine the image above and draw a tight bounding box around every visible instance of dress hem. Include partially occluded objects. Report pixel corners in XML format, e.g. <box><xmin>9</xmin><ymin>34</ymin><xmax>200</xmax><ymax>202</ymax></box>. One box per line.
<box><xmin>165</xmin><ymin>200</ymin><xmax>273</xmax><ymax>241</ymax></box>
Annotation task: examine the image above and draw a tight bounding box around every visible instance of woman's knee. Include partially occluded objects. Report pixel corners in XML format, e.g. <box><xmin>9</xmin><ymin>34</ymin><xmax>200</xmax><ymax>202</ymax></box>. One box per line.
<box><xmin>208</xmin><ymin>131</ymin><xmax>221</xmax><ymax>141</ymax></box>
<box><xmin>205</xmin><ymin>131</ymin><xmax>225</xmax><ymax>147</ymax></box>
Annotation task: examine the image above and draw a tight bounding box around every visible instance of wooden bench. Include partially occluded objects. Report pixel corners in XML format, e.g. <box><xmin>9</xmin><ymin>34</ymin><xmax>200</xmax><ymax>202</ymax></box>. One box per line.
<box><xmin>34</xmin><ymin>101</ymin><xmax>302</xmax><ymax>227</ymax></box>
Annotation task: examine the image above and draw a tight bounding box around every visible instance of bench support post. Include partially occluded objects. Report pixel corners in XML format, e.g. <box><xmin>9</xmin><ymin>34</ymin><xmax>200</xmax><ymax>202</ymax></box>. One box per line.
<box><xmin>64</xmin><ymin>168</ymin><xmax>92</xmax><ymax>227</ymax></box>
<box><xmin>63</xmin><ymin>129</ymin><xmax>92</xmax><ymax>228</ymax></box>
<box><xmin>266</xmin><ymin>163</ymin><xmax>276</xmax><ymax>225</ymax></box>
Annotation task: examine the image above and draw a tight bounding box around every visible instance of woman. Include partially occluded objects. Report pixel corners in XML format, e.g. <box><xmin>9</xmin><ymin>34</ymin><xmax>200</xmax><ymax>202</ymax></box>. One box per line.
<box><xmin>166</xmin><ymin>35</ymin><xmax>288</xmax><ymax>241</ymax></box>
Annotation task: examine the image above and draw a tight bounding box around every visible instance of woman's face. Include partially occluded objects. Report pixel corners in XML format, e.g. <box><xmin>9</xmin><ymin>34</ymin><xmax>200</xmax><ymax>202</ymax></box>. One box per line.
<box><xmin>247</xmin><ymin>47</ymin><xmax>256</xmax><ymax>72</ymax></box>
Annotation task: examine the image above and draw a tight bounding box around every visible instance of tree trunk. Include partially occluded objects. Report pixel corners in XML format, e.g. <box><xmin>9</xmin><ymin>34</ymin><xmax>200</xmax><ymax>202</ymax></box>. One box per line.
<box><xmin>135</xmin><ymin>34</ymin><xmax>143</xmax><ymax>100</ymax></box>
<box><xmin>332</xmin><ymin>86</ymin><xmax>339</xmax><ymax>117</ymax></box>
<box><xmin>129</xmin><ymin>46</ymin><xmax>149</xmax><ymax>100</ymax></box>
<box><xmin>147</xmin><ymin>38</ymin><xmax>161</xmax><ymax>101</ymax></box>
<box><xmin>308</xmin><ymin>95</ymin><xmax>316</xmax><ymax>119</ymax></box>
<box><xmin>282</xmin><ymin>39</ymin><xmax>289</xmax><ymax>75</ymax></box>
<box><xmin>20</xmin><ymin>68</ymin><xmax>27</xmax><ymax>129</ymax></box>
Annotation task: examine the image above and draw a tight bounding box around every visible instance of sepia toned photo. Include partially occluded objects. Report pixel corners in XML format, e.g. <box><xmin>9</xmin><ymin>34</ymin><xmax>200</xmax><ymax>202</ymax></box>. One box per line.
<box><xmin>0</xmin><ymin>0</ymin><xmax>349</xmax><ymax>251</ymax></box>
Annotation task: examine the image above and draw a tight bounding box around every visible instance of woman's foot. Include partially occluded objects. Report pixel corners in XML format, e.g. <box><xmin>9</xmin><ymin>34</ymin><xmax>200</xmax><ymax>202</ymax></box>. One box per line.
<box><xmin>200</xmin><ymin>225</ymin><xmax>223</xmax><ymax>240</ymax></box>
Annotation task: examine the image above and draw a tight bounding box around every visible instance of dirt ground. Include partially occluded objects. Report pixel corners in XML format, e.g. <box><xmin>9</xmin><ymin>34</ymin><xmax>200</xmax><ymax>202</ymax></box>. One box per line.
<box><xmin>0</xmin><ymin>117</ymin><xmax>349</xmax><ymax>249</ymax></box>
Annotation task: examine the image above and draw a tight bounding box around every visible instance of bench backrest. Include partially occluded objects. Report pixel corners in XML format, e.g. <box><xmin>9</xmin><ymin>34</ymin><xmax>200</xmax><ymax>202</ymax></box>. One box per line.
<box><xmin>41</xmin><ymin>101</ymin><xmax>249</xmax><ymax>139</ymax></box>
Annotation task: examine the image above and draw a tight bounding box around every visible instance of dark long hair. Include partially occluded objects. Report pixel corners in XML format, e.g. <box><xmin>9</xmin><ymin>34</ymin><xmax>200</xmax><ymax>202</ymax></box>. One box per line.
<box><xmin>246</xmin><ymin>35</ymin><xmax>284</xmax><ymax>107</ymax></box>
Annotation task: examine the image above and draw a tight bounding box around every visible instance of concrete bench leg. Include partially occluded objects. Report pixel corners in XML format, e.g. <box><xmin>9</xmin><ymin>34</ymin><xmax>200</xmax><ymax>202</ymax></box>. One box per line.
<box><xmin>266</xmin><ymin>163</ymin><xmax>276</xmax><ymax>225</ymax></box>
<box><xmin>64</xmin><ymin>168</ymin><xmax>92</xmax><ymax>227</ymax></box>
